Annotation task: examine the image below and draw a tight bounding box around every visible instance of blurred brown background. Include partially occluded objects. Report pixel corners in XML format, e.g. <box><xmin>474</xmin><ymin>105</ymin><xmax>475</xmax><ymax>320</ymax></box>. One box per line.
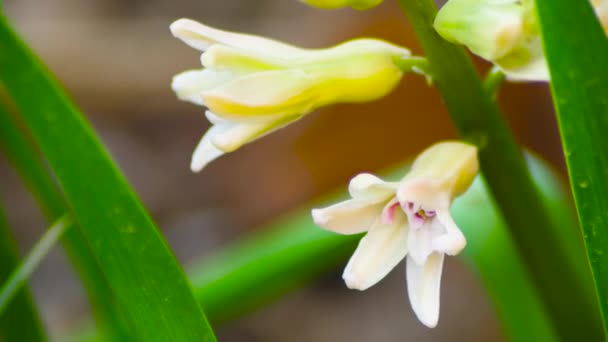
<box><xmin>0</xmin><ymin>0</ymin><xmax>563</xmax><ymax>341</ymax></box>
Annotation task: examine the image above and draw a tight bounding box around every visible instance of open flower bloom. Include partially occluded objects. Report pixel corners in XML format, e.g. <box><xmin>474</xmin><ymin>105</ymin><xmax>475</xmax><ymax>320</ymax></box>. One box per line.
<box><xmin>312</xmin><ymin>141</ymin><xmax>478</xmax><ymax>327</ymax></box>
<box><xmin>170</xmin><ymin>19</ymin><xmax>415</xmax><ymax>171</ymax></box>
<box><xmin>434</xmin><ymin>0</ymin><xmax>608</xmax><ymax>81</ymax></box>
<box><xmin>300</xmin><ymin>0</ymin><xmax>383</xmax><ymax>10</ymax></box>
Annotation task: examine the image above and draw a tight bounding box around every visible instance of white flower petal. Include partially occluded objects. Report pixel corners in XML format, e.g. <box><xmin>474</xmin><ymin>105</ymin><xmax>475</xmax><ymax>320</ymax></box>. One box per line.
<box><xmin>190</xmin><ymin>124</ymin><xmax>227</xmax><ymax>172</ymax></box>
<box><xmin>205</xmin><ymin>110</ymin><xmax>228</xmax><ymax>125</ymax></box>
<box><xmin>342</xmin><ymin>213</ymin><xmax>408</xmax><ymax>290</ymax></box>
<box><xmin>172</xmin><ymin>69</ymin><xmax>235</xmax><ymax>105</ymax></box>
<box><xmin>406</xmin><ymin>253</ymin><xmax>444</xmax><ymax>328</ymax></box>
<box><xmin>170</xmin><ymin>18</ymin><xmax>304</xmax><ymax>56</ymax></box>
<box><xmin>407</xmin><ymin>223</ymin><xmax>435</xmax><ymax>265</ymax></box>
<box><xmin>432</xmin><ymin>211</ymin><xmax>466</xmax><ymax>256</ymax></box>
<box><xmin>312</xmin><ymin>199</ymin><xmax>387</xmax><ymax>235</ymax></box>
<box><xmin>348</xmin><ymin>173</ymin><xmax>399</xmax><ymax>201</ymax></box>
<box><xmin>211</xmin><ymin>114</ymin><xmax>300</xmax><ymax>152</ymax></box>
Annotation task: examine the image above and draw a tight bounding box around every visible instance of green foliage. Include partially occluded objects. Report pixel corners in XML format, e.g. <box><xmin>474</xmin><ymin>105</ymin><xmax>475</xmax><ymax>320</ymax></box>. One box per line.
<box><xmin>534</xmin><ymin>0</ymin><xmax>608</xmax><ymax>334</ymax></box>
<box><xmin>190</xmin><ymin>217</ymin><xmax>360</xmax><ymax>324</ymax></box>
<box><xmin>0</xmin><ymin>15</ymin><xmax>215</xmax><ymax>342</ymax></box>
<box><xmin>0</xmin><ymin>97</ymin><xmax>132</xmax><ymax>341</ymax></box>
<box><xmin>0</xmin><ymin>216</ymin><xmax>71</xmax><ymax>315</ymax></box>
<box><xmin>396</xmin><ymin>0</ymin><xmax>601</xmax><ymax>339</ymax></box>
<box><xmin>0</xmin><ymin>204</ymin><xmax>47</xmax><ymax>342</ymax></box>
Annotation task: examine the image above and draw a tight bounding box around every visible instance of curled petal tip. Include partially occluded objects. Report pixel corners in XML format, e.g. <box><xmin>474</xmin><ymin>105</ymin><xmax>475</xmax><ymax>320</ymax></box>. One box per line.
<box><xmin>342</xmin><ymin>271</ymin><xmax>371</xmax><ymax>291</ymax></box>
<box><xmin>190</xmin><ymin>132</ymin><xmax>225</xmax><ymax>172</ymax></box>
<box><xmin>311</xmin><ymin>208</ymin><xmax>329</xmax><ymax>226</ymax></box>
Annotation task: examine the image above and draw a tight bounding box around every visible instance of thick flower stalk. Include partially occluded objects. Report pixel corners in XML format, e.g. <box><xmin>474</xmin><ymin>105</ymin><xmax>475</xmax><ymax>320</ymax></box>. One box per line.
<box><xmin>170</xmin><ymin>19</ymin><xmax>420</xmax><ymax>171</ymax></box>
<box><xmin>312</xmin><ymin>141</ymin><xmax>479</xmax><ymax>327</ymax></box>
<box><xmin>434</xmin><ymin>0</ymin><xmax>608</xmax><ymax>81</ymax></box>
<box><xmin>300</xmin><ymin>0</ymin><xmax>383</xmax><ymax>10</ymax></box>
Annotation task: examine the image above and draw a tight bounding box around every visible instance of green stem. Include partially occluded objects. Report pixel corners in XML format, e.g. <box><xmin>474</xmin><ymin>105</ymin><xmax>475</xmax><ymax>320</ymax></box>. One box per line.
<box><xmin>396</xmin><ymin>0</ymin><xmax>601</xmax><ymax>340</ymax></box>
<box><xmin>394</xmin><ymin>56</ymin><xmax>432</xmax><ymax>78</ymax></box>
<box><xmin>0</xmin><ymin>215</ymin><xmax>71</xmax><ymax>314</ymax></box>
<box><xmin>0</xmin><ymin>201</ymin><xmax>47</xmax><ymax>342</ymax></box>
<box><xmin>483</xmin><ymin>66</ymin><xmax>505</xmax><ymax>99</ymax></box>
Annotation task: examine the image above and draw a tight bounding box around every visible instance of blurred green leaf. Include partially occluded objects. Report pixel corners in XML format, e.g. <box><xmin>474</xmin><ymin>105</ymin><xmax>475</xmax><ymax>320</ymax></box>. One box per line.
<box><xmin>0</xmin><ymin>203</ymin><xmax>47</xmax><ymax>342</ymax></box>
<box><xmin>0</xmin><ymin>96</ymin><xmax>132</xmax><ymax>341</ymax></box>
<box><xmin>535</xmin><ymin>0</ymin><xmax>608</xmax><ymax>334</ymax></box>
<box><xmin>0</xmin><ymin>15</ymin><xmax>215</xmax><ymax>342</ymax></box>
<box><xmin>0</xmin><ymin>215</ymin><xmax>71</xmax><ymax>315</ymax></box>
<box><xmin>190</xmin><ymin>215</ymin><xmax>360</xmax><ymax>324</ymax></box>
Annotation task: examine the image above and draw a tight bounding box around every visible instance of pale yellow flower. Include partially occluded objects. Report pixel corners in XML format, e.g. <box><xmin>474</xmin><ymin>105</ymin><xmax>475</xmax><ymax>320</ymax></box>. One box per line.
<box><xmin>312</xmin><ymin>141</ymin><xmax>479</xmax><ymax>327</ymax></box>
<box><xmin>170</xmin><ymin>19</ymin><xmax>416</xmax><ymax>171</ymax></box>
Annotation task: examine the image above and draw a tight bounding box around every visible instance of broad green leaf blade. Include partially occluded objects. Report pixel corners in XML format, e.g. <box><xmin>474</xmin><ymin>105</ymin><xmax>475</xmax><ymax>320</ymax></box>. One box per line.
<box><xmin>535</xmin><ymin>0</ymin><xmax>608</xmax><ymax>333</ymax></box>
<box><xmin>0</xmin><ymin>15</ymin><xmax>215</xmax><ymax>342</ymax></box>
<box><xmin>0</xmin><ymin>203</ymin><xmax>47</xmax><ymax>342</ymax></box>
<box><xmin>396</xmin><ymin>0</ymin><xmax>601</xmax><ymax>339</ymax></box>
<box><xmin>0</xmin><ymin>98</ymin><xmax>132</xmax><ymax>341</ymax></box>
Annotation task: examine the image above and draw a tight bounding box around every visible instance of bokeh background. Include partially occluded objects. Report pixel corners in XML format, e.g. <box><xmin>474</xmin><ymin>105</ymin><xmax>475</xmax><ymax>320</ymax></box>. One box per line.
<box><xmin>0</xmin><ymin>0</ymin><xmax>564</xmax><ymax>340</ymax></box>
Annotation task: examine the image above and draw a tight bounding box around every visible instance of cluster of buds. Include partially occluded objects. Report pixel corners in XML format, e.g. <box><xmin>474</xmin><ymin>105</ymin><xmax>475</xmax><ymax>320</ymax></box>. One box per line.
<box><xmin>170</xmin><ymin>0</ymin><xmax>483</xmax><ymax>329</ymax></box>
<box><xmin>434</xmin><ymin>0</ymin><xmax>608</xmax><ymax>81</ymax></box>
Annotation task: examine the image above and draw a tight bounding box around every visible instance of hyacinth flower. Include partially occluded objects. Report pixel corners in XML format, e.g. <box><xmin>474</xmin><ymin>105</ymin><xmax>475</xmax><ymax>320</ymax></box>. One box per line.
<box><xmin>312</xmin><ymin>141</ymin><xmax>479</xmax><ymax>327</ymax></box>
<box><xmin>170</xmin><ymin>19</ymin><xmax>423</xmax><ymax>171</ymax></box>
<box><xmin>300</xmin><ymin>0</ymin><xmax>383</xmax><ymax>10</ymax></box>
<box><xmin>434</xmin><ymin>0</ymin><xmax>608</xmax><ymax>81</ymax></box>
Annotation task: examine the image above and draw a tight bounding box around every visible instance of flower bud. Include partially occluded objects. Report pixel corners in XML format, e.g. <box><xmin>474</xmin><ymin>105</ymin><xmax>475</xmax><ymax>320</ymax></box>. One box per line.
<box><xmin>435</xmin><ymin>0</ymin><xmax>608</xmax><ymax>81</ymax></box>
<box><xmin>434</xmin><ymin>0</ymin><xmax>525</xmax><ymax>61</ymax></box>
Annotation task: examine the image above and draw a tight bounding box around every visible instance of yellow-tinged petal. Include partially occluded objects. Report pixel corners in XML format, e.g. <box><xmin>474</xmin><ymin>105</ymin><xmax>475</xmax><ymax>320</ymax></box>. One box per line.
<box><xmin>202</xmin><ymin>70</ymin><xmax>317</xmax><ymax>119</ymax></box>
<box><xmin>399</xmin><ymin>141</ymin><xmax>479</xmax><ymax>205</ymax></box>
<box><xmin>495</xmin><ymin>38</ymin><xmax>549</xmax><ymax>81</ymax></box>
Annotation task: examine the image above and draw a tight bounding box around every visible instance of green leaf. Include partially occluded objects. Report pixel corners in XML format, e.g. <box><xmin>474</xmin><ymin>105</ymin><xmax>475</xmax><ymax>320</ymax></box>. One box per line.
<box><xmin>534</xmin><ymin>0</ymin><xmax>608</xmax><ymax>334</ymax></box>
<box><xmin>0</xmin><ymin>15</ymin><xmax>215</xmax><ymax>342</ymax></box>
<box><xmin>0</xmin><ymin>202</ymin><xmax>47</xmax><ymax>342</ymax></box>
<box><xmin>0</xmin><ymin>90</ymin><xmax>132</xmax><ymax>340</ymax></box>
<box><xmin>396</xmin><ymin>0</ymin><xmax>602</xmax><ymax>339</ymax></box>
<box><xmin>0</xmin><ymin>215</ymin><xmax>71</xmax><ymax>315</ymax></box>
<box><xmin>189</xmin><ymin>216</ymin><xmax>359</xmax><ymax>324</ymax></box>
